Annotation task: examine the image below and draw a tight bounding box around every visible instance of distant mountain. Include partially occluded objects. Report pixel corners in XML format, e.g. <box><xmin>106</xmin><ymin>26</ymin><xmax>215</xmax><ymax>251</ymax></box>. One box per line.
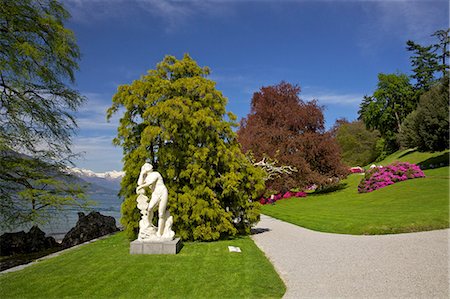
<box><xmin>69</xmin><ymin>167</ymin><xmax>125</xmax><ymax>191</ymax></box>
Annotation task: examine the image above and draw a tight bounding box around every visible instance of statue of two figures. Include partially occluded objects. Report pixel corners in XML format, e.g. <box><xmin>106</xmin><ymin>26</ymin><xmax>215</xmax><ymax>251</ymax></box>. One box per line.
<box><xmin>136</xmin><ymin>163</ymin><xmax>175</xmax><ymax>241</ymax></box>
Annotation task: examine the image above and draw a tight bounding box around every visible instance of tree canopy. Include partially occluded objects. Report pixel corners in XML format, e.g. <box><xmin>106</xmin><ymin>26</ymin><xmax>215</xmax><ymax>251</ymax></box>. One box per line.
<box><xmin>0</xmin><ymin>0</ymin><xmax>86</xmax><ymax>229</ymax></box>
<box><xmin>358</xmin><ymin>29</ymin><xmax>449</xmax><ymax>158</ymax></box>
<box><xmin>333</xmin><ymin>120</ymin><xmax>381</xmax><ymax>167</ymax></box>
<box><xmin>399</xmin><ymin>77</ymin><xmax>449</xmax><ymax>151</ymax></box>
<box><xmin>108</xmin><ymin>54</ymin><xmax>265</xmax><ymax>241</ymax></box>
<box><xmin>0</xmin><ymin>0</ymin><xmax>83</xmax><ymax>157</ymax></box>
<box><xmin>358</xmin><ymin>73</ymin><xmax>415</xmax><ymax>153</ymax></box>
<box><xmin>237</xmin><ymin>82</ymin><xmax>347</xmax><ymax>192</ymax></box>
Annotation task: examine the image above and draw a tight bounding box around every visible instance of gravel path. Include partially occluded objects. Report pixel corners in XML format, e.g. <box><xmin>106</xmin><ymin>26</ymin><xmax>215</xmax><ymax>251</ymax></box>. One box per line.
<box><xmin>252</xmin><ymin>215</ymin><xmax>449</xmax><ymax>298</ymax></box>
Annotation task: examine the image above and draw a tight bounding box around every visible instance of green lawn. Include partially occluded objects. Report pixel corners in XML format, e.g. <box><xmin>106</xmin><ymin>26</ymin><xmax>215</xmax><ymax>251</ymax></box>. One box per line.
<box><xmin>0</xmin><ymin>233</ymin><xmax>285</xmax><ymax>299</ymax></box>
<box><xmin>262</xmin><ymin>165</ymin><xmax>449</xmax><ymax>235</ymax></box>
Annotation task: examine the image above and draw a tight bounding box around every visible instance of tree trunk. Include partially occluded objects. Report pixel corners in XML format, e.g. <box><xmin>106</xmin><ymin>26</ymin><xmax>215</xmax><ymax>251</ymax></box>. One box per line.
<box><xmin>394</xmin><ymin>110</ymin><xmax>402</xmax><ymax>133</ymax></box>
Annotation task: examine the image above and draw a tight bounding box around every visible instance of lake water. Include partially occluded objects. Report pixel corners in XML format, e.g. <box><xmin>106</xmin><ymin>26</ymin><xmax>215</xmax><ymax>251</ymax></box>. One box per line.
<box><xmin>46</xmin><ymin>191</ymin><xmax>123</xmax><ymax>240</ymax></box>
<box><xmin>2</xmin><ymin>191</ymin><xmax>123</xmax><ymax>241</ymax></box>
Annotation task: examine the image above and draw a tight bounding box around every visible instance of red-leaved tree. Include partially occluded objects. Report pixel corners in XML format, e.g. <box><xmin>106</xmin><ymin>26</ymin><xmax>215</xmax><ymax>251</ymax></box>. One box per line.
<box><xmin>237</xmin><ymin>82</ymin><xmax>347</xmax><ymax>192</ymax></box>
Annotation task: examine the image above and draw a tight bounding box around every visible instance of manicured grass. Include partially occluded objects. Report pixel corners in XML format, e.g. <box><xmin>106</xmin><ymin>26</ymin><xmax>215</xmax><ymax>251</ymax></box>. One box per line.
<box><xmin>262</xmin><ymin>167</ymin><xmax>449</xmax><ymax>235</ymax></box>
<box><xmin>0</xmin><ymin>233</ymin><xmax>285</xmax><ymax>298</ymax></box>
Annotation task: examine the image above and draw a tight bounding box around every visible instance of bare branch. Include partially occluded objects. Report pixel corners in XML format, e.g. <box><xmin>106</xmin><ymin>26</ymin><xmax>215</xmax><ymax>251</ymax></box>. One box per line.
<box><xmin>252</xmin><ymin>156</ymin><xmax>298</xmax><ymax>181</ymax></box>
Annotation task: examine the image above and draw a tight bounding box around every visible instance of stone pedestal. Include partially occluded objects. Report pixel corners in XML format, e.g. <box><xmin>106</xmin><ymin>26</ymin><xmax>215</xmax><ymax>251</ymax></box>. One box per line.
<box><xmin>130</xmin><ymin>238</ymin><xmax>182</xmax><ymax>255</ymax></box>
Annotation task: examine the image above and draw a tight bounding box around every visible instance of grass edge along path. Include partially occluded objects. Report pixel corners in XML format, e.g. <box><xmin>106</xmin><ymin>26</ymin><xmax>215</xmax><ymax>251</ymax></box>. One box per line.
<box><xmin>262</xmin><ymin>165</ymin><xmax>449</xmax><ymax>235</ymax></box>
<box><xmin>0</xmin><ymin>232</ymin><xmax>286</xmax><ymax>299</ymax></box>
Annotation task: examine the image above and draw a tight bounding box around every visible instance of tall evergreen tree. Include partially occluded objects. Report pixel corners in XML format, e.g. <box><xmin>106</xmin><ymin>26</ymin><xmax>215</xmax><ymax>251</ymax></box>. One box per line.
<box><xmin>406</xmin><ymin>40</ymin><xmax>439</xmax><ymax>91</ymax></box>
<box><xmin>0</xmin><ymin>0</ymin><xmax>87</xmax><ymax>229</ymax></box>
<box><xmin>406</xmin><ymin>28</ymin><xmax>450</xmax><ymax>91</ymax></box>
<box><xmin>108</xmin><ymin>55</ymin><xmax>265</xmax><ymax>241</ymax></box>
<box><xmin>432</xmin><ymin>29</ymin><xmax>450</xmax><ymax>78</ymax></box>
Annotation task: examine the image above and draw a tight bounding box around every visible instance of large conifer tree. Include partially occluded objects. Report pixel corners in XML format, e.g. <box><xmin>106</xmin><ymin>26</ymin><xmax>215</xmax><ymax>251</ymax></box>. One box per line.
<box><xmin>108</xmin><ymin>55</ymin><xmax>265</xmax><ymax>241</ymax></box>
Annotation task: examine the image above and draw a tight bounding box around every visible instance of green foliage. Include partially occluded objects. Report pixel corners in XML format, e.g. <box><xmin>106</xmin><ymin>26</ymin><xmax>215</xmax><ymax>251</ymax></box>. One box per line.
<box><xmin>108</xmin><ymin>54</ymin><xmax>265</xmax><ymax>241</ymax></box>
<box><xmin>334</xmin><ymin>120</ymin><xmax>381</xmax><ymax>166</ymax></box>
<box><xmin>0</xmin><ymin>150</ymin><xmax>89</xmax><ymax>230</ymax></box>
<box><xmin>0</xmin><ymin>233</ymin><xmax>286</xmax><ymax>298</ymax></box>
<box><xmin>359</xmin><ymin>73</ymin><xmax>415</xmax><ymax>153</ymax></box>
<box><xmin>0</xmin><ymin>0</ymin><xmax>83</xmax><ymax>156</ymax></box>
<box><xmin>399</xmin><ymin>78</ymin><xmax>449</xmax><ymax>151</ymax></box>
<box><xmin>0</xmin><ymin>0</ymin><xmax>87</xmax><ymax>228</ymax></box>
<box><xmin>374</xmin><ymin>138</ymin><xmax>388</xmax><ymax>162</ymax></box>
<box><xmin>398</xmin><ymin>111</ymin><xmax>420</xmax><ymax>150</ymax></box>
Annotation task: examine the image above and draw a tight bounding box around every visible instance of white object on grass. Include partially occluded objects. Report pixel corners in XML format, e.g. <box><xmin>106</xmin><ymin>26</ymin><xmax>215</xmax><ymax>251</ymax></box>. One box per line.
<box><xmin>228</xmin><ymin>246</ymin><xmax>242</xmax><ymax>253</ymax></box>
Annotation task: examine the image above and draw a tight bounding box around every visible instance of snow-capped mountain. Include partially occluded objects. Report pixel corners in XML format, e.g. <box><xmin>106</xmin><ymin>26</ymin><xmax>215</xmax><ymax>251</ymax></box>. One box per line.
<box><xmin>70</xmin><ymin>167</ymin><xmax>125</xmax><ymax>179</ymax></box>
<box><xmin>69</xmin><ymin>167</ymin><xmax>125</xmax><ymax>191</ymax></box>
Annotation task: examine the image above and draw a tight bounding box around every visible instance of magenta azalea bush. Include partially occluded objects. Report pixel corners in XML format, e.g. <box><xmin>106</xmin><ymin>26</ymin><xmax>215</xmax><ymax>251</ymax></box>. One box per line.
<box><xmin>259</xmin><ymin>191</ymin><xmax>307</xmax><ymax>205</ymax></box>
<box><xmin>358</xmin><ymin>162</ymin><xmax>425</xmax><ymax>193</ymax></box>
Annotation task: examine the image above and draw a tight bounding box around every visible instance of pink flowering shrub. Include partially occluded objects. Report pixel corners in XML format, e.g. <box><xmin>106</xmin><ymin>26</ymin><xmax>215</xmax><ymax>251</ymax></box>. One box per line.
<box><xmin>259</xmin><ymin>191</ymin><xmax>307</xmax><ymax>205</ymax></box>
<box><xmin>358</xmin><ymin>162</ymin><xmax>425</xmax><ymax>193</ymax></box>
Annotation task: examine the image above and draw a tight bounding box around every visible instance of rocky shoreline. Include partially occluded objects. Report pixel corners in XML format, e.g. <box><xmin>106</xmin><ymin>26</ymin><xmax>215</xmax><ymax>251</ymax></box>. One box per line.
<box><xmin>0</xmin><ymin>212</ymin><xmax>119</xmax><ymax>272</ymax></box>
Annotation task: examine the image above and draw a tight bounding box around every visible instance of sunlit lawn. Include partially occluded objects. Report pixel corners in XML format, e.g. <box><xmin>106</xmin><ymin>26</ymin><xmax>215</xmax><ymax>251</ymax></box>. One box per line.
<box><xmin>262</xmin><ymin>167</ymin><xmax>449</xmax><ymax>235</ymax></box>
<box><xmin>0</xmin><ymin>233</ymin><xmax>285</xmax><ymax>299</ymax></box>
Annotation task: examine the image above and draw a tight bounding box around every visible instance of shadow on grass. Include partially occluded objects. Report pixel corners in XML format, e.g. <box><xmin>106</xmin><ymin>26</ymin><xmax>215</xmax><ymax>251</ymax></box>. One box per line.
<box><xmin>418</xmin><ymin>153</ymin><xmax>449</xmax><ymax>170</ymax></box>
<box><xmin>398</xmin><ymin>148</ymin><xmax>417</xmax><ymax>159</ymax></box>
<box><xmin>310</xmin><ymin>182</ymin><xmax>349</xmax><ymax>196</ymax></box>
<box><xmin>0</xmin><ymin>247</ymin><xmax>62</xmax><ymax>272</ymax></box>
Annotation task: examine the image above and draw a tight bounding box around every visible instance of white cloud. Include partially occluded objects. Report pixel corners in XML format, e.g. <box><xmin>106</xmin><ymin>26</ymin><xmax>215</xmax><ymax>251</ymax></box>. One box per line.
<box><xmin>210</xmin><ymin>74</ymin><xmax>248</xmax><ymax>84</ymax></box>
<box><xmin>63</xmin><ymin>0</ymin><xmax>129</xmax><ymax>24</ymax></box>
<box><xmin>64</xmin><ymin>0</ymin><xmax>448</xmax><ymax>30</ymax></box>
<box><xmin>357</xmin><ymin>0</ymin><xmax>448</xmax><ymax>54</ymax></box>
<box><xmin>64</xmin><ymin>0</ymin><xmax>233</xmax><ymax>29</ymax></box>
<box><xmin>75</xmin><ymin>92</ymin><xmax>122</xmax><ymax>132</ymax></box>
<box><xmin>71</xmin><ymin>92</ymin><xmax>124</xmax><ymax>172</ymax></box>
<box><xmin>302</xmin><ymin>90</ymin><xmax>364</xmax><ymax>105</ymax></box>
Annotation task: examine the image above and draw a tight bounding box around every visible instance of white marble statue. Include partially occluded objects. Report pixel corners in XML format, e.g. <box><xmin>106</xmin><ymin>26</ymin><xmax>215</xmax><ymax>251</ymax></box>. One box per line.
<box><xmin>135</xmin><ymin>163</ymin><xmax>175</xmax><ymax>241</ymax></box>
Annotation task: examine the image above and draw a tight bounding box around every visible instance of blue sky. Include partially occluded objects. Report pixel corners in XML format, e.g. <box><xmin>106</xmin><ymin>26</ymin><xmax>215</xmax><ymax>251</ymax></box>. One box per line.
<box><xmin>63</xmin><ymin>0</ymin><xmax>449</xmax><ymax>172</ymax></box>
